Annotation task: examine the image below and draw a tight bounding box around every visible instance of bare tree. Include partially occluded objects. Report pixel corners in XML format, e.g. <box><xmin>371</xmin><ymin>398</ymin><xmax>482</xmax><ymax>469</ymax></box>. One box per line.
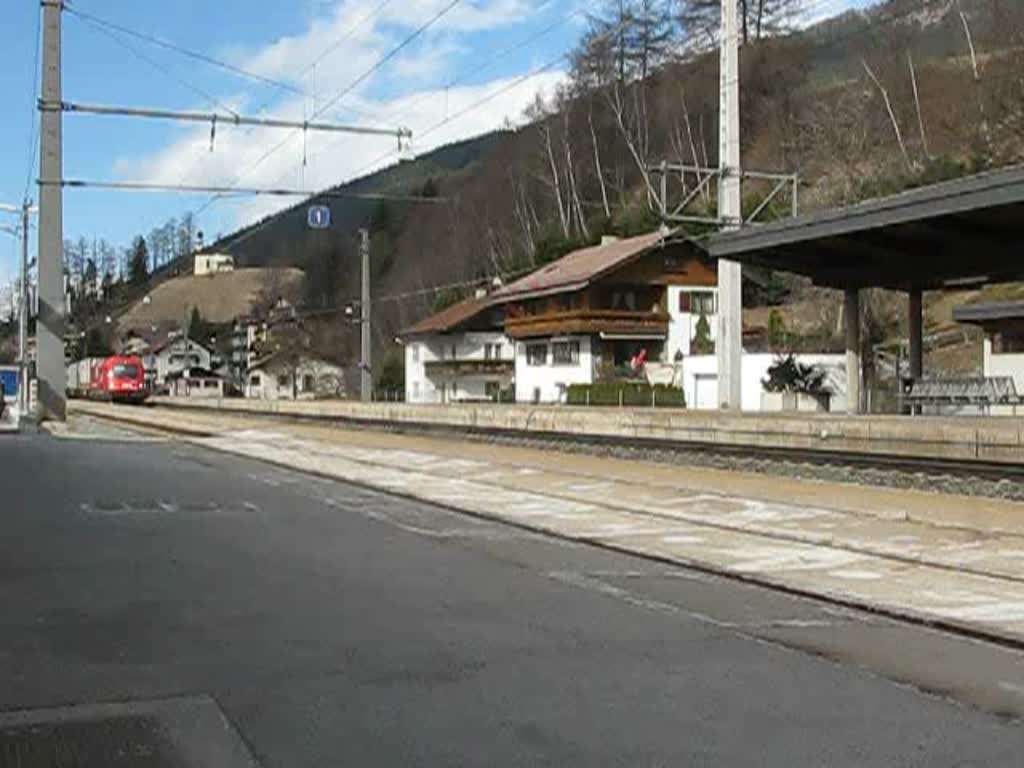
<box><xmin>588</xmin><ymin>105</ymin><xmax>613</xmax><ymax>219</ymax></box>
<box><xmin>906</xmin><ymin>52</ymin><xmax>931</xmax><ymax>160</ymax></box>
<box><xmin>861</xmin><ymin>60</ymin><xmax>914</xmax><ymax>172</ymax></box>
<box><xmin>676</xmin><ymin>0</ymin><xmax>801</xmax><ymax>46</ymax></box>
<box><xmin>956</xmin><ymin>1</ymin><xmax>992</xmax><ymax>155</ymax></box>
<box><xmin>608</xmin><ymin>81</ymin><xmax>659</xmax><ymax>209</ymax></box>
<box><xmin>562</xmin><ymin>110</ymin><xmax>591</xmax><ymax>240</ymax></box>
<box><xmin>628</xmin><ymin>0</ymin><xmax>675</xmax><ymax>79</ymax></box>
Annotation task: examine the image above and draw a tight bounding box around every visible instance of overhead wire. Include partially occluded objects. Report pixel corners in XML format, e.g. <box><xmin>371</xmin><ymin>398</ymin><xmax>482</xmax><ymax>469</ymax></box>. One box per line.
<box><xmin>64</xmin><ymin>6</ymin><xmax>303</xmax><ymax>97</ymax></box>
<box><xmin>300</xmin><ymin>3</ymin><xmax>590</xmax><ymax>172</ymax></box>
<box><xmin>23</xmin><ymin>3</ymin><xmax>42</xmax><ymax>203</ymax></box>
<box><xmin>72</xmin><ymin>11</ymin><xmax>241</xmax><ymax>117</ymax></box>
<box><xmin>192</xmin><ymin>0</ymin><xmax>465</xmax><ymax>220</ymax></box>
<box><xmin>215</xmin><ymin>0</ymin><xmax>981</xmax><ymax>303</ymax></box>
<box><xmin>205</xmin><ymin>9</ymin><xmax>636</xmax><ymax>256</ymax></box>
<box><xmin>172</xmin><ymin>0</ymin><xmax>396</xmax><ymax>191</ymax></box>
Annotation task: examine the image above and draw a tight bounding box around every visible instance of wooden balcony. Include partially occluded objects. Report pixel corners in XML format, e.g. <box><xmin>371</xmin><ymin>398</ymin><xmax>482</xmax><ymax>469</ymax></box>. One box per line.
<box><xmin>504</xmin><ymin>309</ymin><xmax>669</xmax><ymax>340</ymax></box>
<box><xmin>424</xmin><ymin>359</ymin><xmax>514</xmax><ymax>376</ymax></box>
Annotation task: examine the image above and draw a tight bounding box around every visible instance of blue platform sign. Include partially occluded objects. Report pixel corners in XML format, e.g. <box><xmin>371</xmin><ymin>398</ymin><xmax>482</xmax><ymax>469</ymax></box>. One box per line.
<box><xmin>307</xmin><ymin>205</ymin><xmax>331</xmax><ymax>229</ymax></box>
<box><xmin>0</xmin><ymin>367</ymin><xmax>18</xmax><ymax>402</ymax></box>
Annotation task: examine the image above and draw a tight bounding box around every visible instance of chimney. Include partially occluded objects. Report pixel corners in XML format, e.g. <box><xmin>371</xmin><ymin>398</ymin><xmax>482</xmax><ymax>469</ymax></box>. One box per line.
<box><xmin>601</xmin><ymin>235</ymin><xmax>621</xmax><ymax>247</ymax></box>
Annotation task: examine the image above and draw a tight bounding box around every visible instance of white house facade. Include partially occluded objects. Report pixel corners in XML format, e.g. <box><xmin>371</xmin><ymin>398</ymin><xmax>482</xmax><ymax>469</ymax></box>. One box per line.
<box><xmin>496</xmin><ymin>233</ymin><xmax>721</xmax><ymax>405</ymax></box>
<box><xmin>194</xmin><ymin>253</ymin><xmax>235</xmax><ymax>276</ymax></box>
<box><xmin>680</xmin><ymin>353</ymin><xmax>848</xmax><ymax>412</ymax></box>
<box><xmin>246</xmin><ymin>355</ymin><xmax>346</xmax><ymax>400</ymax></box>
<box><xmin>405</xmin><ymin>331</ymin><xmax>514</xmax><ymax>403</ymax></box>
<box><xmin>401</xmin><ymin>293</ymin><xmax>512</xmax><ymax>404</ymax></box>
<box><xmin>953</xmin><ymin>301</ymin><xmax>1024</xmax><ymax>414</ymax></box>
<box><xmin>514</xmin><ymin>336</ymin><xmax>596</xmax><ymax>404</ymax></box>
<box><xmin>145</xmin><ymin>337</ymin><xmax>213</xmax><ymax>389</ymax></box>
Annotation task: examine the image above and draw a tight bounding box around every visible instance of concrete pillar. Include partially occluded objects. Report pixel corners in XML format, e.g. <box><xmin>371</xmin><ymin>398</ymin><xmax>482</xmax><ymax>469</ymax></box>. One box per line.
<box><xmin>845</xmin><ymin>289</ymin><xmax>861</xmax><ymax>415</ymax></box>
<box><xmin>716</xmin><ymin>0</ymin><xmax>743</xmax><ymax>410</ymax></box>
<box><xmin>908</xmin><ymin>286</ymin><xmax>923</xmax><ymax>380</ymax></box>
<box><xmin>37</xmin><ymin>0</ymin><xmax>66</xmax><ymax>420</ymax></box>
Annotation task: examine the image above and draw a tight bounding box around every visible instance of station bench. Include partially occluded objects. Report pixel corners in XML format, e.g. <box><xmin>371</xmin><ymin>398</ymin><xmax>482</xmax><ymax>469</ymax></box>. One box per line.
<box><xmin>902</xmin><ymin>376</ymin><xmax>1021</xmax><ymax>414</ymax></box>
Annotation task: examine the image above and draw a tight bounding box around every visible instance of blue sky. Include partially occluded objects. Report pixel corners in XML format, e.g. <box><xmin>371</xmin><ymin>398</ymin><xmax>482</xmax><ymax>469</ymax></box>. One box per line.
<box><xmin>0</xmin><ymin>0</ymin><xmax>870</xmax><ymax>293</ymax></box>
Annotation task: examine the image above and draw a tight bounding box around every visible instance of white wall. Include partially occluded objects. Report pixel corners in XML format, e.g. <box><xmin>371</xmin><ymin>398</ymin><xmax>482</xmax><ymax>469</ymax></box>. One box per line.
<box><xmin>194</xmin><ymin>253</ymin><xmax>234</xmax><ymax>276</ymax></box>
<box><xmin>405</xmin><ymin>332</ymin><xmax>512</xmax><ymax>403</ymax></box>
<box><xmin>246</xmin><ymin>358</ymin><xmax>346</xmax><ymax>400</ymax></box>
<box><xmin>666</xmin><ymin>286</ymin><xmax>718</xmax><ymax>361</ymax></box>
<box><xmin>173</xmin><ymin>378</ymin><xmax>224</xmax><ymax>398</ymax></box>
<box><xmin>985</xmin><ymin>339</ymin><xmax>1024</xmax><ymax>393</ymax></box>
<box><xmin>149</xmin><ymin>340</ymin><xmax>212</xmax><ymax>386</ymax></box>
<box><xmin>515</xmin><ymin>335</ymin><xmax>595</xmax><ymax>404</ymax></box>
<box><xmin>984</xmin><ymin>340</ymin><xmax>1024</xmax><ymax>414</ymax></box>
<box><xmin>682</xmin><ymin>353</ymin><xmax>848</xmax><ymax>412</ymax></box>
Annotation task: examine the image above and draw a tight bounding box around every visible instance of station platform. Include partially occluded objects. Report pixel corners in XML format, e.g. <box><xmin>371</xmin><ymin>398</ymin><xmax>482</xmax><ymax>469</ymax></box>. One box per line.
<box><xmin>145</xmin><ymin>397</ymin><xmax>1024</xmax><ymax>466</ymax></box>
<box><xmin>67</xmin><ymin>399</ymin><xmax>1024</xmax><ymax>650</ymax></box>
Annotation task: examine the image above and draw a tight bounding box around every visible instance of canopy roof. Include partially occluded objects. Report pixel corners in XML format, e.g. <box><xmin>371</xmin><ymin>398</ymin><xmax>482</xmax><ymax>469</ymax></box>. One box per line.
<box><xmin>708</xmin><ymin>166</ymin><xmax>1024</xmax><ymax>291</ymax></box>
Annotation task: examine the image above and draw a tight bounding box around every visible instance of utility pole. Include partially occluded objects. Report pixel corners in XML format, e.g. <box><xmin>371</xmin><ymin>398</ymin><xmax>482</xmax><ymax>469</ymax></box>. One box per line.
<box><xmin>359</xmin><ymin>228</ymin><xmax>372</xmax><ymax>402</ymax></box>
<box><xmin>37</xmin><ymin>0</ymin><xmax>65</xmax><ymax>421</ymax></box>
<box><xmin>717</xmin><ymin>0</ymin><xmax>743</xmax><ymax>411</ymax></box>
<box><xmin>19</xmin><ymin>200</ymin><xmax>31</xmax><ymax>415</ymax></box>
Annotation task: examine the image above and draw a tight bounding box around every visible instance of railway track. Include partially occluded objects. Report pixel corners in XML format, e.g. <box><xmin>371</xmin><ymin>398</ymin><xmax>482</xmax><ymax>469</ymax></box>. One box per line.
<box><xmin>118</xmin><ymin>402</ymin><xmax>1024</xmax><ymax>499</ymax></box>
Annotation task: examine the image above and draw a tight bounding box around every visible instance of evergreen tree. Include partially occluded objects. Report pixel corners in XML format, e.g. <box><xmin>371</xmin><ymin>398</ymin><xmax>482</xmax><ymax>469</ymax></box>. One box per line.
<box><xmin>128</xmin><ymin>236</ymin><xmax>149</xmax><ymax>285</ymax></box>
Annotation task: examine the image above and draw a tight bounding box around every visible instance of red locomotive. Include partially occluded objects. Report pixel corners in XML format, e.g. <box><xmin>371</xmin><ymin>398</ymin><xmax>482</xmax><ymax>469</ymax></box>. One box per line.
<box><xmin>67</xmin><ymin>355</ymin><xmax>149</xmax><ymax>404</ymax></box>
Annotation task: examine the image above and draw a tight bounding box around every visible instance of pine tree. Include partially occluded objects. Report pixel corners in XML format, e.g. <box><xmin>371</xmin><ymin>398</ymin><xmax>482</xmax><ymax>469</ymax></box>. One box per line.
<box><xmin>128</xmin><ymin>236</ymin><xmax>149</xmax><ymax>285</ymax></box>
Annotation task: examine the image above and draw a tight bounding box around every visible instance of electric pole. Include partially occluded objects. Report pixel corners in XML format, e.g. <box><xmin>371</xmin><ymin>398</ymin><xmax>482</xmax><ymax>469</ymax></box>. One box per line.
<box><xmin>717</xmin><ymin>0</ymin><xmax>743</xmax><ymax>411</ymax></box>
<box><xmin>37</xmin><ymin>0</ymin><xmax>66</xmax><ymax>421</ymax></box>
<box><xmin>20</xmin><ymin>200</ymin><xmax>31</xmax><ymax>415</ymax></box>
<box><xmin>359</xmin><ymin>228</ymin><xmax>372</xmax><ymax>402</ymax></box>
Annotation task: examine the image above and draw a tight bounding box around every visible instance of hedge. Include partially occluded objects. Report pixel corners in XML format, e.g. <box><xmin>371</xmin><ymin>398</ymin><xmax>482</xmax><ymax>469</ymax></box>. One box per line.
<box><xmin>566</xmin><ymin>382</ymin><xmax>686</xmax><ymax>408</ymax></box>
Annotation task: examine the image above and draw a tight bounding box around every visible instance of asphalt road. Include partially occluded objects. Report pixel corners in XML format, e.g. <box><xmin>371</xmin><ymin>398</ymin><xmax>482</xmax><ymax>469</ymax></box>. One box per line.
<box><xmin>0</xmin><ymin>429</ymin><xmax>1021</xmax><ymax>766</ymax></box>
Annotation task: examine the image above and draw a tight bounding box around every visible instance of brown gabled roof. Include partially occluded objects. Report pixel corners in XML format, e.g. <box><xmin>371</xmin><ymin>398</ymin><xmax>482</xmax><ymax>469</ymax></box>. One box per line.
<box><xmin>493</xmin><ymin>231</ymin><xmax>669</xmax><ymax>302</ymax></box>
<box><xmin>400</xmin><ymin>295</ymin><xmax>494</xmax><ymax>337</ymax></box>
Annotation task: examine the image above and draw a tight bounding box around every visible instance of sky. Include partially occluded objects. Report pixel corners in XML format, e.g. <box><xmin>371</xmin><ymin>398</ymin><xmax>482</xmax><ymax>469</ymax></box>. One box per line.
<box><xmin>0</xmin><ymin>0</ymin><xmax>873</xmax><ymax>295</ymax></box>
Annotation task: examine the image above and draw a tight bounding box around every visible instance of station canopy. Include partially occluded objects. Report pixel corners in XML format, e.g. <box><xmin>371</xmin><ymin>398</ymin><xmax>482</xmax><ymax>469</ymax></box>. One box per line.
<box><xmin>707</xmin><ymin>165</ymin><xmax>1024</xmax><ymax>292</ymax></box>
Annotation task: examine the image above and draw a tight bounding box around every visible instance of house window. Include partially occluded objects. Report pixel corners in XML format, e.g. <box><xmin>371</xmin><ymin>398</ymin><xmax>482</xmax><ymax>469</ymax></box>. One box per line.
<box><xmin>552</xmin><ymin>341</ymin><xmax>580</xmax><ymax>366</ymax></box>
<box><xmin>527</xmin><ymin>344</ymin><xmax>547</xmax><ymax>366</ymax></box>
<box><xmin>302</xmin><ymin>374</ymin><xmax>314</xmax><ymax>392</ymax></box>
<box><xmin>412</xmin><ymin>344</ymin><xmax>420</xmax><ymax>363</ymax></box>
<box><xmin>450</xmin><ymin>344</ymin><xmax>457</xmax><ymax>360</ymax></box>
<box><xmin>687</xmin><ymin>291</ymin><xmax>717</xmax><ymax>315</ymax></box>
<box><xmin>250</xmin><ymin>374</ymin><xmax>261</xmax><ymax>387</ymax></box>
<box><xmin>612</xmin><ymin>290</ymin><xmax>637</xmax><ymax>311</ymax></box>
<box><xmin>485</xmin><ymin>381</ymin><xmax>500</xmax><ymax>400</ymax></box>
<box><xmin>277</xmin><ymin>374</ymin><xmax>289</xmax><ymax>387</ymax></box>
<box><xmin>484</xmin><ymin>344</ymin><xmax>493</xmax><ymax>360</ymax></box>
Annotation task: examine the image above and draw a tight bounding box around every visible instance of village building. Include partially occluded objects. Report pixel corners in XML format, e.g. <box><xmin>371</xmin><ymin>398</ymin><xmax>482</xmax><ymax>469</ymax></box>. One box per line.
<box><xmin>400</xmin><ymin>230</ymin><xmax>847</xmax><ymax>410</ymax></box>
<box><xmin>245</xmin><ymin>353</ymin><xmax>346</xmax><ymax>401</ymax></box>
<box><xmin>228</xmin><ymin>316</ymin><xmax>266</xmax><ymax>388</ymax></box>
<box><xmin>493</xmin><ymin>232</ymin><xmax>718</xmax><ymax>404</ymax></box>
<box><xmin>144</xmin><ymin>336</ymin><xmax>214</xmax><ymax>391</ymax></box>
<box><xmin>952</xmin><ymin>301</ymin><xmax>1024</xmax><ymax>414</ymax></box>
<box><xmin>401</xmin><ymin>293</ymin><xmax>513</xmax><ymax>404</ymax></box>
<box><xmin>193</xmin><ymin>252</ymin><xmax>235</xmax><ymax>276</ymax></box>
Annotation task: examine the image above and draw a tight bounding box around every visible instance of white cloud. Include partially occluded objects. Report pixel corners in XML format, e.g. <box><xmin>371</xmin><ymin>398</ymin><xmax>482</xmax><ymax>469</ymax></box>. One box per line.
<box><xmin>236</xmin><ymin>0</ymin><xmax>536</xmax><ymax>95</ymax></box>
<box><xmin>112</xmin><ymin>0</ymin><xmax>563</xmax><ymax>232</ymax></box>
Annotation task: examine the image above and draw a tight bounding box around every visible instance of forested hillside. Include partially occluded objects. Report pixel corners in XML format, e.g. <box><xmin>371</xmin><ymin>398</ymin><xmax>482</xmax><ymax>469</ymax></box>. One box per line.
<box><xmin>133</xmin><ymin>0</ymin><xmax>1024</xmax><ymax>380</ymax></box>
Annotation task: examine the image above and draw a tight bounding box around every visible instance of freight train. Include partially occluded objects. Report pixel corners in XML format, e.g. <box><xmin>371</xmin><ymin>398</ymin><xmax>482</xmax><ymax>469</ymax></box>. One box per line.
<box><xmin>66</xmin><ymin>355</ymin><xmax>149</xmax><ymax>404</ymax></box>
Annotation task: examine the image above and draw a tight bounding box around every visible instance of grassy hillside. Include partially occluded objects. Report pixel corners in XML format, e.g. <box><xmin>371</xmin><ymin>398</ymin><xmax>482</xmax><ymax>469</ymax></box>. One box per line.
<box><xmin>116</xmin><ymin>267</ymin><xmax>303</xmax><ymax>334</ymax></box>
